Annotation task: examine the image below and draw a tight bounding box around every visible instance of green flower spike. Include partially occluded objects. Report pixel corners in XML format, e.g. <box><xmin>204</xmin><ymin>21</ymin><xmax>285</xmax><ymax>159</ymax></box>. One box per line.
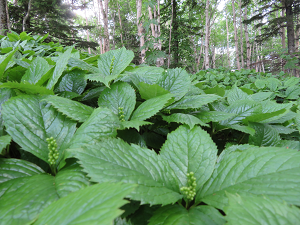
<box><xmin>46</xmin><ymin>137</ymin><xmax>59</xmax><ymax>165</ymax></box>
<box><xmin>180</xmin><ymin>172</ymin><xmax>196</xmax><ymax>201</ymax></box>
<box><xmin>109</xmin><ymin>56</ymin><xmax>115</xmax><ymax>75</ymax></box>
<box><xmin>118</xmin><ymin>107</ymin><xmax>125</xmax><ymax>122</ymax></box>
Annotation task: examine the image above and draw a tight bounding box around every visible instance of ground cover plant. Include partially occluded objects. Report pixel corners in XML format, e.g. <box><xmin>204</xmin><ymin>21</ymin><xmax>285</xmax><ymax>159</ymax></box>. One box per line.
<box><xmin>1</xmin><ymin>32</ymin><xmax>300</xmax><ymax>225</ymax></box>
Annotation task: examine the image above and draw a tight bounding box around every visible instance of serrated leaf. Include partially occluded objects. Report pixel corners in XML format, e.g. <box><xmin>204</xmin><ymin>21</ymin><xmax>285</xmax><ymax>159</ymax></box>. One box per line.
<box><xmin>266</xmin><ymin>78</ymin><xmax>281</xmax><ymax>91</ymax></box>
<box><xmin>221</xmin><ymin>100</ymin><xmax>262</xmax><ymax>125</ymax></box>
<box><xmin>0</xmin><ymin>135</ymin><xmax>11</xmax><ymax>154</ymax></box>
<box><xmin>85</xmin><ymin>73</ymin><xmax>119</xmax><ymax>88</ymax></box>
<box><xmin>226</xmin><ymin>124</ymin><xmax>255</xmax><ymax>135</ymax></box>
<box><xmin>128</xmin><ymin>66</ymin><xmax>164</xmax><ymax>88</ymax></box>
<box><xmin>67</xmin><ymin>107</ymin><xmax>121</xmax><ymax>151</ymax></box>
<box><xmin>121</xmin><ymin>120</ymin><xmax>152</xmax><ymax>130</ymax></box>
<box><xmin>254</xmin><ymin>79</ymin><xmax>266</xmax><ymax>89</ymax></box>
<box><xmin>284</xmin><ymin>77</ymin><xmax>299</xmax><ymax>87</ymax></box>
<box><xmin>158</xmin><ymin>68</ymin><xmax>191</xmax><ymax>100</ymax></box>
<box><xmin>204</xmin><ymin>86</ymin><xmax>225</xmax><ymax>97</ymax></box>
<box><xmin>55</xmin><ymin>69</ymin><xmax>87</xmax><ymax>94</ymax></box>
<box><xmin>47</xmin><ymin>47</ymin><xmax>73</xmax><ymax>90</ymax></box>
<box><xmin>0</xmin><ymin>174</ymin><xmax>59</xmax><ymax>225</ymax></box>
<box><xmin>193</xmin><ymin>111</ymin><xmax>236</xmax><ymax>123</ymax></box>
<box><xmin>271</xmin><ymin>125</ymin><xmax>295</xmax><ymax>134</ymax></box>
<box><xmin>249</xmin><ymin>122</ymin><xmax>280</xmax><ymax>146</ymax></box>
<box><xmin>285</xmin><ymin>86</ymin><xmax>300</xmax><ymax>99</ymax></box>
<box><xmin>2</xmin><ymin>95</ymin><xmax>77</xmax><ymax>163</ymax></box>
<box><xmin>197</xmin><ymin>147</ymin><xmax>300</xmax><ymax>209</ymax></box>
<box><xmin>160</xmin><ymin>126</ymin><xmax>218</xmax><ymax>192</ymax></box>
<box><xmin>131</xmin><ymin>93</ymin><xmax>173</xmax><ymax>121</ymax></box>
<box><xmin>162</xmin><ymin>113</ymin><xmax>208</xmax><ymax>129</ymax></box>
<box><xmin>166</xmin><ymin>94</ymin><xmax>220</xmax><ymax>110</ymax></box>
<box><xmin>34</xmin><ymin>182</ymin><xmax>136</xmax><ymax>225</ymax></box>
<box><xmin>68</xmin><ymin>57</ymin><xmax>99</xmax><ymax>73</ymax></box>
<box><xmin>21</xmin><ymin>57</ymin><xmax>50</xmax><ymax>84</ymax></box>
<box><xmin>98</xmin><ymin>82</ymin><xmax>136</xmax><ymax>121</ymax></box>
<box><xmin>74</xmin><ymin>138</ymin><xmax>181</xmax><ymax>206</ymax></box>
<box><xmin>243</xmin><ymin>109</ymin><xmax>286</xmax><ymax>123</ymax></box>
<box><xmin>42</xmin><ymin>95</ymin><xmax>94</xmax><ymax>123</ymax></box>
<box><xmin>225</xmin><ymin>193</ymin><xmax>300</xmax><ymax>225</ymax></box>
<box><xmin>0</xmin><ymin>158</ymin><xmax>44</xmax><ymax>183</ymax></box>
<box><xmin>0</xmin><ymin>48</ymin><xmax>18</xmax><ymax>81</ymax></box>
<box><xmin>148</xmin><ymin>205</ymin><xmax>225</xmax><ymax>225</ymax></box>
<box><xmin>250</xmin><ymin>92</ymin><xmax>273</xmax><ymax>102</ymax></box>
<box><xmin>138</xmin><ymin>82</ymin><xmax>170</xmax><ymax>100</ymax></box>
<box><xmin>227</xmin><ymin>86</ymin><xmax>250</xmax><ymax>105</ymax></box>
<box><xmin>55</xmin><ymin>163</ymin><xmax>90</xmax><ymax>198</ymax></box>
<box><xmin>0</xmin><ymin>81</ymin><xmax>54</xmax><ymax>95</ymax></box>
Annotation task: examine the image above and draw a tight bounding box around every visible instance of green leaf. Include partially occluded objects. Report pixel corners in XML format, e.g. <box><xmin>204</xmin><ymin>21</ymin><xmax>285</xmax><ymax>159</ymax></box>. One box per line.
<box><xmin>225</xmin><ymin>193</ymin><xmax>300</xmax><ymax>225</ymax></box>
<box><xmin>121</xmin><ymin>120</ymin><xmax>152</xmax><ymax>130</ymax></box>
<box><xmin>46</xmin><ymin>47</ymin><xmax>73</xmax><ymax>90</ymax></box>
<box><xmin>266</xmin><ymin>78</ymin><xmax>281</xmax><ymax>91</ymax></box>
<box><xmin>271</xmin><ymin>125</ymin><xmax>295</xmax><ymax>134</ymax></box>
<box><xmin>250</xmin><ymin>92</ymin><xmax>273</xmax><ymax>102</ymax></box>
<box><xmin>138</xmin><ymin>83</ymin><xmax>170</xmax><ymax>100</ymax></box>
<box><xmin>197</xmin><ymin>147</ymin><xmax>300</xmax><ymax>209</ymax></box>
<box><xmin>85</xmin><ymin>73</ymin><xmax>119</xmax><ymax>88</ymax></box>
<box><xmin>2</xmin><ymin>95</ymin><xmax>77</xmax><ymax>163</ymax></box>
<box><xmin>277</xmin><ymin>140</ymin><xmax>300</xmax><ymax>150</ymax></box>
<box><xmin>249</xmin><ymin>122</ymin><xmax>280</xmax><ymax>146</ymax></box>
<box><xmin>243</xmin><ymin>109</ymin><xmax>286</xmax><ymax>123</ymax></box>
<box><xmin>55</xmin><ymin>163</ymin><xmax>90</xmax><ymax>198</ymax></box>
<box><xmin>160</xmin><ymin>126</ymin><xmax>218</xmax><ymax>192</ymax></box>
<box><xmin>68</xmin><ymin>57</ymin><xmax>99</xmax><ymax>73</ymax></box>
<box><xmin>162</xmin><ymin>113</ymin><xmax>208</xmax><ymax>129</ymax></box>
<box><xmin>128</xmin><ymin>66</ymin><xmax>164</xmax><ymax>88</ymax></box>
<box><xmin>0</xmin><ymin>158</ymin><xmax>44</xmax><ymax>183</ymax></box>
<box><xmin>193</xmin><ymin>111</ymin><xmax>236</xmax><ymax>123</ymax></box>
<box><xmin>260</xmin><ymin>101</ymin><xmax>293</xmax><ymax>123</ymax></box>
<box><xmin>42</xmin><ymin>95</ymin><xmax>94</xmax><ymax>123</ymax></box>
<box><xmin>226</xmin><ymin>124</ymin><xmax>255</xmax><ymax>136</ymax></box>
<box><xmin>34</xmin><ymin>182</ymin><xmax>136</xmax><ymax>225</ymax></box>
<box><xmin>55</xmin><ymin>69</ymin><xmax>87</xmax><ymax>94</ymax></box>
<box><xmin>148</xmin><ymin>205</ymin><xmax>225</xmax><ymax>225</ymax></box>
<box><xmin>0</xmin><ymin>174</ymin><xmax>59</xmax><ymax>225</ymax></box>
<box><xmin>131</xmin><ymin>93</ymin><xmax>173</xmax><ymax>121</ymax></box>
<box><xmin>284</xmin><ymin>77</ymin><xmax>299</xmax><ymax>87</ymax></box>
<box><xmin>66</xmin><ymin>107</ymin><xmax>121</xmax><ymax>151</ymax></box>
<box><xmin>204</xmin><ymin>86</ymin><xmax>225</xmax><ymax>97</ymax></box>
<box><xmin>0</xmin><ymin>48</ymin><xmax>18</xmax><ymax>81</ymax></box>
<box><xmin>158</xmin><ymin>68</ymin><xmax>191</xmax><ymax>100</ymax></box>
<box><xmin>0</xmin><ymin>135</ymin><xmax>11</xmax><ymax>154</ymax></box>
<box><xmin>98</xmin><ymin>82</ymin><xmax>136</xmax><ymax>121</ymax></box>
<box><xmin>0</xmin><ymin>81</ymin><xmax>54</xmax><ymax>95</ymax></box>
<box><xmin>221</xmin><ymin>100</ymin><xmax>262</xmax><ymax>125</ymax></box>
<box><xmin>98</xmin><ymin>47</ymin><xmax>134</xmax><ymax>77</ymax></box>
<box><xmin>254</xmin><ymin>79</ymin><xmax>266</xmax><ymax>89</ymax></box>
<box><xmin>75</xmin><ymin>138</ymin><xmax>181</xmax><ymax>206</ymax></box>
<box><xmin>166</xmin><ymin>94</ymin><xmax>220</xmax><ymax>110</ymax></box>
<box><xmin>285</xmin><ymin>86</ymin><xmax>300</xmax><ymax>99</ymax></box>
<box><xmin>21</xmin><ymin>57</ymin><xmax>50</xmax><ymax>84</ymax></box>
<box><xmin>227</xmin><ymin>86</ymin><xmax>250</xmax><ymax>105</ymax></box>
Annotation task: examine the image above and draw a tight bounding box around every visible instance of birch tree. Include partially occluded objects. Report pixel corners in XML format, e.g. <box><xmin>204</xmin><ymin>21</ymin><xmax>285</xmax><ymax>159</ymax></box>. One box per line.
<box><xmin>0</xmin><ymin>0</ymin><xmax>8</xmax><ymax>35</ymax></box>
<box><xmin>204</xmin><ymin>0</ymin><xmax>210</xmax><ymax>69</ymax></box>
<box><xmin>137</xmin><ymin>0</ymin><xmax>145</xmax><ymax>63</ymax></box>
<box><xmin>232</xmin><ymin>0</ymin><xmax>240</xmax><ymax>70</ymax></box>
<box><xmin>99</xmin><ymin>0</ymin><xmax>109</xmax><ymax>52</ymax></box>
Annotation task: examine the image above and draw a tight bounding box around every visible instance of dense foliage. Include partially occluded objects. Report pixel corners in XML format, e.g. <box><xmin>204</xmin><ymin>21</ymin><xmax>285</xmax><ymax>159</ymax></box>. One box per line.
<box><xmin>1</xmin><ymin>33</ymin><xmax>300</xmax><ymax>225</ymax></box>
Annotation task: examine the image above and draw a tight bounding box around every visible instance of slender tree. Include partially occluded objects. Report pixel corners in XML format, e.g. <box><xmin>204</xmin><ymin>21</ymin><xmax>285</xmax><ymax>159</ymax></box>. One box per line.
<box><xmin>0</xmin><ymin>0</ymin><xmax>8</xmax><ymax>35</ymax></box>
<box><xmin>232</xmin><ymin>0</ymin><xmax>241</xmax><ymax>70</ymax></box>
<box><xmin>137</xmin><ymin>0</ymin><xmax>145</xmax><ymax>63</ymax></box>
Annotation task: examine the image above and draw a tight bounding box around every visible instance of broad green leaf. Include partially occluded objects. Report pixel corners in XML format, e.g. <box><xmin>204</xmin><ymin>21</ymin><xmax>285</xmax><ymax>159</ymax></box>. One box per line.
<box><xmin>98</xmin><ymin>82</ymin><xmax>136</xmax><ymax>121</ymax></box>
<box><xmin>121</xmin><ymin>120</ymin><xmax>152</xmax><ymax>130</ymax></box>
<box><xmin>158</xmin><ymin>68</ymin><xmax>191</xmax><ymax>100</ymax></box>
<box><xmin>138</xmin><ymin>82</ymin><xmax>170</xmax><ymax>100</ymax></box>
<box><xmin>243</xmin><ymin>109</ymin><xmax>286</xmax><ymax>123</ymax></box>
<box><xmin>55</xmin><ymin>163</ymin><xmax>90</xmax><ymax>198</ymax></box>
<box><xmin>2</xmin><ymin>95</ymin><xmax>77</xmax><ymax>163</ymax></box>
<box><xmin>80</xmin><ymin>86</ymin><xmax>105</xmax><ymax>101</ymax></box>
<box><xmin>75</xmin><ymin>138</ymin><xmax>181</xmax><ymax>206</ymax></box>
<box><xmin>55</xmin><ymin>69</ymin><xmax>87</xmax><ymax>94</ymax></box>
<box><xmin>197</xmin><ymin>147</ymin><xmax>300</xmax><ymax>209</ymax></box>
<box><xmin>284</xmin><ymin>77</ymin><xmax>299</xmax><ymax>87</ymax></box>
<box><xmin>85</xmin><ymin>73</ymin><xmax>119</xmax><ymax>88</ymax></box>
<box><xmin>0</xmin><ymin>48</ymin><xmax>18</xmax><ymax>81</ymax></box>
<box><xmin>225</xmin><ymin>193</ymin><xmax>300</xmax><ymax>225</ymax></box>
<box><xmin>221</xmin><ymin>100</ymin><xmax>262</xmax><ymax>125</ymax></box>
<box><xmin>34</xmin><ymin>182</ymin><xmax>136</xmax><ymax>225</ymax></box>
<box><xmin>162</xmin><ymin>113</ymin><xmax>208</xmax><ymax>129</ymax></box>
<box><xmin>250</xmin><ymin>92</ymin><xmax>273</xmax><ymax>102</ymax></box>
<box><xmin>131</xmin><ymin>93</ymin><xmax>173</xmax><ymax>121</ymax></box>
<box><xmin>166</xmin><ymin>94</ymin><xmax>220</xmax><ymax>110</ymax></box>
<box><xmin>227</xmin><ymin>86</ymin><xmax>250</xmax><ymax>105</ymax></box>
<box><xmin>226</xmin><ymin>124</ymin><xmax>255</xmax><ymax>136</ymax></box>
<box><xmin>0</xmin><ymin>174</ymin><xmax>59</xmax><ymax>225</ymax></box>
<box><xmin>0</xmin><ymin>81</ymin><xmax>54</xmax><ymax>95</ymax></box>
<box><xmin>285</xmin><ymin>86</ymin><xmax>300</xmax><ymax>99</ymax></box>
<box><xmin>67</xmin><ymin>107</ymin><xmax>121</xmax><ymax>151</ymax></box>
<box><xmin>204</xmin><ymin>86</ymin><xmax>225</xmax><ymax>97</ymax></box>
<box><xmin>0</xmin><ymin>158</ymin><xmax>44</xmax><ymax>183</ymax></box>
<box><xmin>46</xmin><ymin>47</ymin><xmax>73</xmax><ymax>90</ymax></box>
<box><xmin>260</xmin><ymin>101</ymin><xmax>293</xmax><ymax>123</ymax></box>
<box><xmin>0</xmin><ymin>135</ymin><xmax>11</xmax><ymax>154</ymax></box>
<box><xmin>98</xmin><ymin>47</ymin><xmax>134</xmax><ymax>77</ymax></box>
<box><xmin>193</xmin><ymin>111</ymin><xmax>236</xmax><ymax>123</ymax></box>
<box><xmin>21</xmin><ymin>57</ymin><xmax>50</xmax><ymax>84</ymax></box>
<box><xmin>269</xmin><ymin>111</ymin><xmax>297</xmax><ymax>124</ymax></box>
<box><xmin>271</xmin><ymin>125</ymin><xmax>295</xmax><ymax>134</ymax></box>
<box><xmin>277</xmin><ymin>140</ymin><xmax>300</xmax><ymax>150</ymax></box>
<box><xmin>254</xmin><ymin>79</ymin><xmax>266</xmax><ymax>89</ymax></box>
<box><xmin>160</xmin><ymin>126</ymin><xmax>218</xmax><ymax>192</ymax></box>
<box><xmin>42</xmin><ymin>95</ymin><xmax>94</xmax><ymax>123</ymax></box>
<box><xmin>128</xmin><ymin>66</ymin><xmax>164</xmax><ymax>88</ymax></box>
<box><xmin>249</xmin><ymin>122</ymin><xmax>280</xmax><ymax>146</ymax></box>
<box><xmin>67</xmin><ymin>57</ymin><xmax>99</xmax><ymax>73</ymax></box>
<box><xmin>148</xmin><ymin>205</ymin><xmax>225</xmax><ymax>225</ymax></box>
<box><xmin>266</xmin><ymin>78</ymin><xmax>281</xmax><ymax>91</ymax></box>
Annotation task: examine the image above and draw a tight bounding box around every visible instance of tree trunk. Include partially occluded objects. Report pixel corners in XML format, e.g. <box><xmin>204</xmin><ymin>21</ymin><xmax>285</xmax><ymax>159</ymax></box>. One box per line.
<box><xmin>232</xmin><ymin>0</ymin><xmax>241</xmax><ymax>70</ymax></box>
<box><xmin>281</xmin><ymin>8</ymin><xmax>286</xmax><ymax>49</ymax></box>
<box><xmin>204</xmin><ymin>0</ymin><xmax>210</xmax><ymax>69</ymax></box>
<box><xmin>197</xmin><ymin>35</ymin><xmax>203</xmax><ymax>71</ymax></box>
<box><xmin>172</xmin><ymin>0</ymin><xmax>179</xmax><ymax>66</ymax></box>
<box><xmin>168</xmin><ymin>0</ymin><xmax>174</xmax><ymax>68</ymax></box>
<box><xmin>286</xmin><ymin>3</ymin><xmax>295</xmax><ymax>54</ymax></box>
<box><xmin>99</xmin><ymin>0</ymin><xmax>109</xmax><ymax>52</ymax></box>
<box><xmin>84</xmin><ymin>2</ymin><xmax>91</xmax><ymax>54</ymax></box>
<box><xmin>116</xmin><ymin>0</ymin><xmax>124</xmax><ymax>46</ymax></box>
<box><xmin>295</xmin><ymin>14</ymin><xmax>299</xmax><ymax>51</ymax></box>
<box><xmin>156</xmin><ymin>0</ymin><xmax>163</xmax><ymax>66</ymax></box>
<box><xmin>137</xmin><ymin>0</ymin><xmax>145</xmax><ymax>63</ymax></box>
<box><xmin>238</xmin><ymin>0</ymin><xmax>244</xmax><ymax>68</ymax></box>
<box><xmin>0</xmin><ymin>0</ymin><xmax>8</xmax><ymax>35</ymax></box>
<box><xmin>226</xmin><ymin>14</ymin><xmax>231</xmax><ymax>68</ymax></box>
<box><xmin>22</xmin><ymin>0</ymin><xmax>32</xmax><ymax>32</ymax></box>
<box><xmin>96</xmin><ymin>0</ymin><xmax>103</xmax><ymax>54</ymax></box>
<box><xmin>244</xmin><ymin>7</ymin><xmax>251</xmax><ymax>69</ymax></box>
<box><xmin>212</xmin><ymin>46</ymin><xmax>216</xmax><ymax>69</ymax></box>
